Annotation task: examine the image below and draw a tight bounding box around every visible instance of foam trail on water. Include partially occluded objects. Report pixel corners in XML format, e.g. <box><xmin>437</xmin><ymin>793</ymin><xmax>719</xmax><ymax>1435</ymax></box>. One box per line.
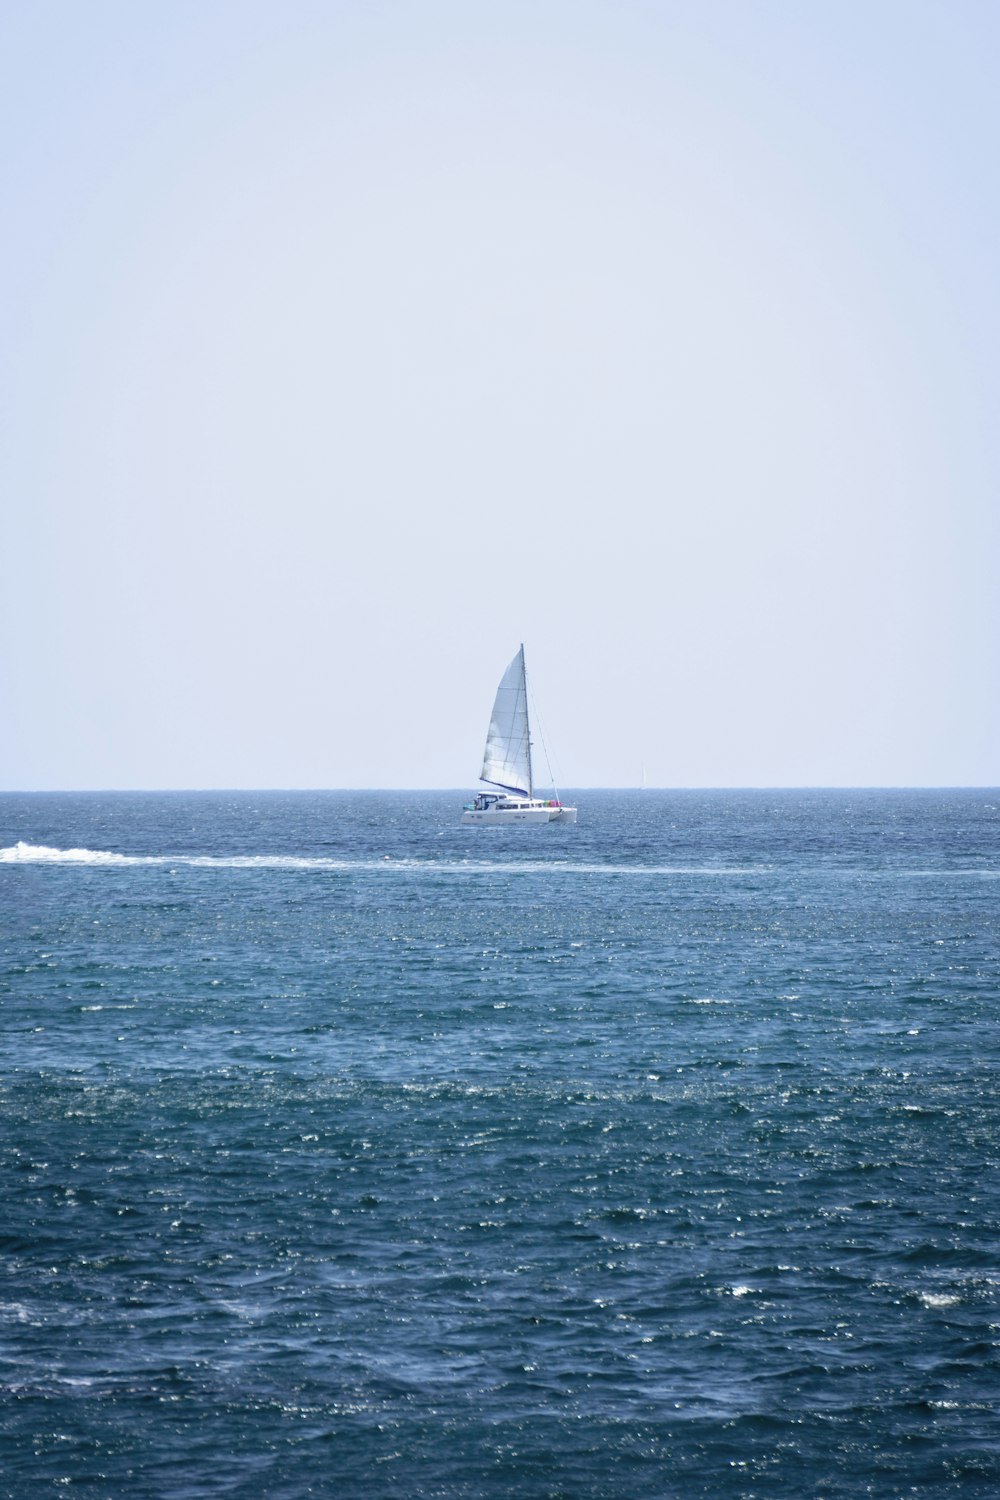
<box><xmin>2</xmin><ymin>844</ymin><xmax>995</xmax><ymax>877</ymax></box>
<box><xmin>0</xmin><ymin>843</ymin><xmax>352</xmax><ymax>869</ymax></box>
<box><xmin>0</xmin><ymin>842</ymin><xmax>139</xmax><ymax>865</ymax></box>
<box><xmin>0</xmin><ymin>842</ymin><xmax>770</xmax><ymax>876</ymax></box>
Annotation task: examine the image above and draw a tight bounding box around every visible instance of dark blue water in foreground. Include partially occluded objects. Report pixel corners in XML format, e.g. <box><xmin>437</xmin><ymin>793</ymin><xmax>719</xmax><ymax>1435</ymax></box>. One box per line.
<box><xmin>2</xmin><ymin>790</ymin><xmax>999</xmax><ymax>1499</ymax></box>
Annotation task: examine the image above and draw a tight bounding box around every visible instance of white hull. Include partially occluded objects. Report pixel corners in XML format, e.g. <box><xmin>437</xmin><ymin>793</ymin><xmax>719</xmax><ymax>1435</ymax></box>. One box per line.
<box><xmin>462</xmin><ymin>803</ymin><xmax>577</xmax><ymax>826</ymax></box>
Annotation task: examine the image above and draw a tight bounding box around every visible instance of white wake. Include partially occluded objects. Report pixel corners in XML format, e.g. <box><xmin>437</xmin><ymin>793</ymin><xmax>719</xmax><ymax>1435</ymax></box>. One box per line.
<box><xmin>0</xmin><ymin>842</ymin><xmax>767</xmax><ymax>876</ymax></box>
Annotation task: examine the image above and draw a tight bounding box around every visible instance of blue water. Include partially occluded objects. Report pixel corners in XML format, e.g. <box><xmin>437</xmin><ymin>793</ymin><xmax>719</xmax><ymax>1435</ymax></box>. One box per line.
<box><xmin>2</xmin><ymin>790</ymin><xmax>998</xmax><ymax>1498</ymax></box>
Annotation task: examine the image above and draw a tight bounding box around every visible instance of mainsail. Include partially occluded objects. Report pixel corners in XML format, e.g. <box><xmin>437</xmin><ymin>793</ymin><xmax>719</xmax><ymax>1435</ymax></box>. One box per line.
<box><xmin>480</xmin><ymin>645</ymin><xmax>532</xmax><ymax>796</ymax></box>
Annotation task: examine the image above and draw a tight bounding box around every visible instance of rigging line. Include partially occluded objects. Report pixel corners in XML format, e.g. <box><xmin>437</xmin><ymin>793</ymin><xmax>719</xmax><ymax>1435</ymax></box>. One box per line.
<box><xmin>527</xmin><ymin>680</ymin><xmax>561</xmax><ymax>802</ymax></box>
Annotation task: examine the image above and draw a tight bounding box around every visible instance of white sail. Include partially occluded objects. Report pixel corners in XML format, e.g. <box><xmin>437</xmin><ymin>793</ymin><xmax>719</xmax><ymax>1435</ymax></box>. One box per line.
<box><xmin>480</xmin><ymin>645</ymin><xmax>532</xmax><ymax>796</ymax></box>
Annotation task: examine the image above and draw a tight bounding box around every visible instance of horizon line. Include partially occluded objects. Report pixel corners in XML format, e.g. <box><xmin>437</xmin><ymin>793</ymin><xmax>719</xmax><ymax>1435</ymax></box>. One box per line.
<box><xmin>1</xmin><ymin>785</ymin><xmax>998</xmax><ymax>795</ymax></box>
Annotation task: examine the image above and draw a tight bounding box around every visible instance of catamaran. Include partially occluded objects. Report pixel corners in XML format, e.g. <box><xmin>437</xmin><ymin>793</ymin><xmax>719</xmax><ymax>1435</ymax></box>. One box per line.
<box><xmin>462</xmin><ymin>646</ymin><xmax>577</xmax><ymax>825</ymax></box>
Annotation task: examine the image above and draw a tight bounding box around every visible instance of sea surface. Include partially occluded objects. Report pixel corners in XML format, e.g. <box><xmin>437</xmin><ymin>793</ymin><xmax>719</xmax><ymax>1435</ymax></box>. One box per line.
<box><xmin>1</xmin><ymin>789</ymin><xmax>998</xmax><ymax>1499</ymax></box>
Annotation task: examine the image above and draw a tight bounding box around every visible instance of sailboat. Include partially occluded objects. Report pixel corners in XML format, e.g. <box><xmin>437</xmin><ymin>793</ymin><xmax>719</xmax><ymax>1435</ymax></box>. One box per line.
<box><xmin>461</xmin><ymin>646</ymin><xmax>577</xmax><ymax>825</ymax></box>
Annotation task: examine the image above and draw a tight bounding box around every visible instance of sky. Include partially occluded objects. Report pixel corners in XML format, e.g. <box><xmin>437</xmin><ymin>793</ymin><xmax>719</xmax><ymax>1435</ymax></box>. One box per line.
<box><xmin>2</xmin><ymin>0</ymin><xmax>998</xmax><ymax>789</ymax></box>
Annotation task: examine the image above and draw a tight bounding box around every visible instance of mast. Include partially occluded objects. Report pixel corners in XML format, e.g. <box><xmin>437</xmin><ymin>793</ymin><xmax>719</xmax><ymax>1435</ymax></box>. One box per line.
<box><xmin>521</xmin><ymin>643</ymin><xmax>533</xmax><ymax>799</ymax></box>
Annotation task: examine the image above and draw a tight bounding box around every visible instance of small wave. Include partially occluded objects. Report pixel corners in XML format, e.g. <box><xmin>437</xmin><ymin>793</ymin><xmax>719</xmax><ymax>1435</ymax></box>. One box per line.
<box><xmin>0</xmin><ymin>843</ymin><xmax>769</xmax><ymax>877</ymax></box>
<box><xmin>0</xmin><ymin>1303</ymin><xmax>33</xmax><ymax>1323</ymax></box>
<box><xmin>917</xmin><ymin>1292</ymin><xmax>960</xmax><ymax>1310</ymax></box>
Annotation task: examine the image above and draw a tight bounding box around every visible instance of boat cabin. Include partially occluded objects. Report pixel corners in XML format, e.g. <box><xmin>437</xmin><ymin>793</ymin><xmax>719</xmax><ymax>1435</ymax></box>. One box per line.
<box><xmin>470</xmin><ymin>793</ymin><xmax>561</xmax><ymax>812</ymax></box>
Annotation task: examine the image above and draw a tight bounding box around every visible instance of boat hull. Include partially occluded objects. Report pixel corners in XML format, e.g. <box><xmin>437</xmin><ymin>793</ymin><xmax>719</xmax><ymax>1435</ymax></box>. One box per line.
<box><xmin>461</xmin><ymin>805</ymin><xmax>577</xmax><ymax>825</ymax></box>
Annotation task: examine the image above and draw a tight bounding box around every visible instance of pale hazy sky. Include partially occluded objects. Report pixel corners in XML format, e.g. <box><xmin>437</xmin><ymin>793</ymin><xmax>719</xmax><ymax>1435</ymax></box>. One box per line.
<box><xmin>2</xmin><ymin>1</ymin><xmax>997</xmax><ymax>789</ymax></box>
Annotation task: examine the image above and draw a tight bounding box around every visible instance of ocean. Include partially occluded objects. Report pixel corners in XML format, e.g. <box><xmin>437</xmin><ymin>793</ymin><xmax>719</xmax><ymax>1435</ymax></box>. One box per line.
<box><xmin>1</xmin><ymin>789</ymin><xmax>998</xmax><ymax>1499</ymax></box>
